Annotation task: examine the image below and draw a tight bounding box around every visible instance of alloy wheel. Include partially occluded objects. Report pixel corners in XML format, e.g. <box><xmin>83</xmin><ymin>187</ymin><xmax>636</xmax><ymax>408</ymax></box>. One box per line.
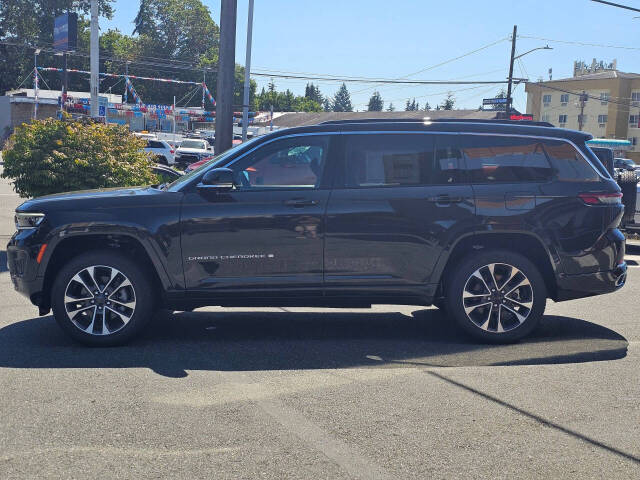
<box><xmin>462</xmin><ymin>263</ymin><xmax>533</xmax><ymax>333</ymax></box>
<box><xmin>63</xmin><ymin>265</ymin><xmax>136</xmax><ymax>336</ymax></box>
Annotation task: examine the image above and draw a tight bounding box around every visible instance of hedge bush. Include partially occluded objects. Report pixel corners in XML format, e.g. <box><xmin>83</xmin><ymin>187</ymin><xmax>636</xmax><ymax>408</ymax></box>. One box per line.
<box><xmin>1</xmin><ymin>118</ymin><xmax>158</xmax><ymax>198</ymax></box>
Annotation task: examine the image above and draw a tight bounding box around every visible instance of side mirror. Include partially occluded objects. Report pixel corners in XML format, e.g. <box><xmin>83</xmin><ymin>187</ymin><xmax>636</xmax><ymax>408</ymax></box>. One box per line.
<box><xmin>197</xmin><ymin>168</ymin><xmax>235</xmax><ymax>193</ymax></box>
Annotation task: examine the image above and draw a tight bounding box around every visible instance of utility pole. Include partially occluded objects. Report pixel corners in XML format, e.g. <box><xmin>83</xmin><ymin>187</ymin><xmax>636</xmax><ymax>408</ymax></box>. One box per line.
<box><xmin>578</xmin><ymin>90</ymin><xmax>587</xmax><ymax>131</ymax></box>
<box><xmin>242</xmin><ymin>0</ymin><xmax>254</xmax><ymax>142</ymax></box>
<box><xmin>505</xmin><ymin>25</ymin><xmax>517</xmax><ymax>117</ymax></box>
<box><xmin>33</xmin><ymin>49</ymin><xmax>41</xmax><ymax>120</ymax></box>
<box><xmin>90</xmin><ymin>0</ymin><xmax>99</xmax><ymax>118</ymax></box>
<box><xmin>215</xmin><ymin>0</ymin><xmax>238</xmax><ymax>155</ymax></box>
<box><xmin>124</xmin><ymin>61</ymin><xmax>129</xmax><ymax>104</ymax></box>
<box><xmin>202</xmin><ymin>68</ymin><xmax>206</xmax><ymax>110</ymax></box>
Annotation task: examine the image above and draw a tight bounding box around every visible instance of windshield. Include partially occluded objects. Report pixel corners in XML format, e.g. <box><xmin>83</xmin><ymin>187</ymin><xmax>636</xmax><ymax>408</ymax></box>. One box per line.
<box><xmin>166</xmin><ymin>136</ymin><xmax>261</xmax><ymax>192</ymax></box>
<box><xmin>180</xmin><ymin>140</ymin><xmax>207</xmax><ymax>149</ymax></box>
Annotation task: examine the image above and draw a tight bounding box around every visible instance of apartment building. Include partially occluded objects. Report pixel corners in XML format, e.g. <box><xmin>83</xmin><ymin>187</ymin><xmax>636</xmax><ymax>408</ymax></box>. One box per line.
<box><xmin>525</xmin><ymin>64</ymin><xmax>640</xmax><ymax>162</ymax></box>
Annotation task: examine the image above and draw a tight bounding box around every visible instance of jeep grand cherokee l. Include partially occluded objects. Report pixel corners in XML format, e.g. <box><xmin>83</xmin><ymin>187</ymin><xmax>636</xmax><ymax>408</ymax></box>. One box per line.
<box><xmin>7</xmin><ymin>119</ymin><xmax>627</xmax><ymax>346</ymax></box>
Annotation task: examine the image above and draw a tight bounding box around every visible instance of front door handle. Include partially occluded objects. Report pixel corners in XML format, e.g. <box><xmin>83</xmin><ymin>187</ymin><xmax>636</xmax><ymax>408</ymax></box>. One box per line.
<box><xmin>427</xmin><ymin>194</ymin><xmax>464</xmax><ymax>205</ymax></box>
<box><xmin>284</xmin><ymin>198</ymin><xmax>318</xmax><ymax>208</ymax></box>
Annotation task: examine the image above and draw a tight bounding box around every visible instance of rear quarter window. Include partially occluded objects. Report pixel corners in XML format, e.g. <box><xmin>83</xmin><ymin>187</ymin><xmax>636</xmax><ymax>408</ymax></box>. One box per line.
<box><xmin>459</xmin><ymin>136</ymin><xmax>553</xmax><ymax>183</ymax></box>
<box><xmin>543</xmin><ymin>140</ymin><xmax>601</xmax><ymax>182</ymax></box>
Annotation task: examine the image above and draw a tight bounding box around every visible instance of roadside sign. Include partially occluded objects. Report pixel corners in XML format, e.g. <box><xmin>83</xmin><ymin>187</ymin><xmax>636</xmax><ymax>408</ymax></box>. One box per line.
<box><xmin>98</xmin><ymin>96</ymin><xmax>108</xmax><ymax>118</ymax></box>
<box><xmin>510</xmin><ymin>114</ymin><xmax>534</xmax><ymax>121</ymax></box>
<box><xmin>53</xmin><ymin>13</ymin><xmax>78</xmax><ymax>52</ymax></box>
<box><xmin>482</xmin><ymin>97</ymin><xmax>508</xmax><ymax>106</ymax></box>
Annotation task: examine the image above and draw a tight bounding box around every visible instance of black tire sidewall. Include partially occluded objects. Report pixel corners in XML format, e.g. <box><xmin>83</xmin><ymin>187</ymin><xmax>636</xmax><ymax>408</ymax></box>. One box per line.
<box><xmin>445</xmin><ymin>250</ymin><xmax>547</xmax><ymax>343</ymax></box>
<box><xmin>51</xmin><ymin>250</ymin><xmax>154</xmax><ymax>346</ymax></box>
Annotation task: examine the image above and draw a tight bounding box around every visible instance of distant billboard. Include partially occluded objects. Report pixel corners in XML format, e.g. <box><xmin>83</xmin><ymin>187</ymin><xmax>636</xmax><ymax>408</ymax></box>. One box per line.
<box><xmin>53</xmin><ymin>13</ymin><xmax>78</xmax><ymax>52</ymax></box>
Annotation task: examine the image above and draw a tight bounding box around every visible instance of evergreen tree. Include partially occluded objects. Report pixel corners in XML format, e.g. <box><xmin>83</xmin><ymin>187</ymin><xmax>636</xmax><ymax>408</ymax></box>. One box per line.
<box><xmin>304</xmin><ymin>82</ymin><xmax>323</xmax><ymax>104</ymax></box>
<box><xmin>323</xmin><ymin>98</ymin><xmax>332</xmax><ymax>112</ymax></box>
<box><xmin>367</xmin><ymin>91</ymin><xmax>384</xmax><ymax>111</ymax></box>
<box><xmin>268</xmin><ymin>80</ymin><xmax>276</xmax><ymax>92</ymax></box>
<box><xmin>387</xmin><ymin>102</ymin><xmax>395</xmax><ymax>112</ymax></box>
<box><xmin>424</xmin><ymin>102</ymin><xmax>431</xmax><ymax>111</ymax></box>
<box><xmin>332</xmin><ymin>83</ymin><xmax>353</xmax><ymax>112</ymax></box>
<box><xmin>491</xmin><ymin>88</ymin><xmax>507</xmax><ymax>111</ymax></box>
<box><xmin>441</xmin><ymin>92</ymin><xmax>455</xmax><ymax>110</ymax></box>
<box><xmin>405</xmin><ymin>98</ymin><xmax>419</xmax><ymax>111</ymax></box>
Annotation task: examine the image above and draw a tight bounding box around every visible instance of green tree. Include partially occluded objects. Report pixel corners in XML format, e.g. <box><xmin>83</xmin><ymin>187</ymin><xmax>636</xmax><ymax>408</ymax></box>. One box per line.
<box><xmin>491</xmin><ymin>88</ymin><xmax>507</xmax><ymax>111</ymax></box>
<box><xmin>332</xmin><ymin>83</ymin><xmax>353</xmax><ymax>112</ymax></box>
<box><xmin>405</xmin><ymin>98</ymin><xmax>417</xmax><ymax>111</ymax></box>
<box><xmin>304</xmin><ymin>82</ymin><xmax>323</xmax><ymax>104</ymax></box>
<box><xmin>1</xmin><ymin>118</ymin><xmax>157</xmax><ymax>198</ymax></box>
<box><xmin>367</xmin><ymin>91</ymin><xmax>384</xmax><ymax>111</ymax></box>
<box><xmin>387</xmin><ymin>102</ymin><xmax>395</xmax><ymax>112</ymax></box>
<box><xmin>133</xmin><ymin>0</ymin><xmax>218</xmax><ymax>60</ymax></box>
<box><xmin>441</xmin><ymin>92</ymin><xmax>455</xmax><ymax>110</ymax></box>
<box><xmin>424</xmin><ymin>102</ymin><xmax>431</xmax><ymax>111</ymax></box>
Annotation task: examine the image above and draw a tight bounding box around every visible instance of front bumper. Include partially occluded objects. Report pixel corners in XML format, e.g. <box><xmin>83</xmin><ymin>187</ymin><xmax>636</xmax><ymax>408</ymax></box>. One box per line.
<box><xmin>556</xmin><ymin>261</ymin><xmax>627</xmax><ymax>301</ymax></box>
<box><xmin>7</xmin><ymin>229</ymin><xmax>47</xmax><ymax>308</ymax></box>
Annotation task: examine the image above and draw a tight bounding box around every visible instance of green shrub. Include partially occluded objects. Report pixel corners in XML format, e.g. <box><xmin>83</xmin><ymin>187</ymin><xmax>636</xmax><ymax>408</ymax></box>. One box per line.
<box><xmin>1</xmin><ymin>118</ymin><xmax>159</xmax><ymax>198</ymax></box>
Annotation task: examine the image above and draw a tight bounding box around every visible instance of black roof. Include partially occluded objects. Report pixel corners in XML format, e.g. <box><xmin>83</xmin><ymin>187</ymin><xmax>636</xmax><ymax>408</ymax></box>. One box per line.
<box><xmin>265</xmin><ymin>118</ymin><xmax>592</xmax><ymax>143</ymax></box>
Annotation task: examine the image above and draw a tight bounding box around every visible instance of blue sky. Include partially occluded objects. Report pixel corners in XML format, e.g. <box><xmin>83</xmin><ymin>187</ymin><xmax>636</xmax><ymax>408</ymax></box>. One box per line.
<box><xmin>103</xmin><ymin>0</ymin><xmax>640</xmax><ymax>112</ymax></box>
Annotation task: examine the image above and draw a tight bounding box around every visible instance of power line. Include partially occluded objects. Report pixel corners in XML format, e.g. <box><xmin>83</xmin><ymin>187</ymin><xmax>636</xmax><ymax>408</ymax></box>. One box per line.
<box><xmin>250</xmin><ymin>71</ymin><xmax>515</xmax><ymax>85</ymax></box>
<box><xmin>351</xmin><ymin>37</ymin><xmax>509</xmax><ymax>95</ymax></box>
<box><xmin>591</xmin><ymin>0</ymin><xmax>640</xmax><ymax>13</ymax></box>
<box><xmin>519</xmin><ymin>34</ymin><xmax>640</xmax><ymax>51</ymax></box>
<box><xmin>535</xmin><ymin>83</ymin><xmax>640</xmax><ymax>113</ymax></box>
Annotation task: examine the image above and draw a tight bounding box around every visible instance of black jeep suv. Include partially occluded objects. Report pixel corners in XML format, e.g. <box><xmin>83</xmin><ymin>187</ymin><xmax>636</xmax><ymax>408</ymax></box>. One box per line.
<box><xmin>7</xmin><ymin>119</ymin><xmax>627</xmax><ymax>346</ymax></box>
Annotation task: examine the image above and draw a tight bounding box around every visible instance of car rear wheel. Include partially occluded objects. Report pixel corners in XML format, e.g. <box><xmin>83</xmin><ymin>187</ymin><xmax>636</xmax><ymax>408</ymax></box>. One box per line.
<box><xmin>51</xmin><ymin>251</ymin><xmax>154</xmax><ymax>346</ymax></box>
<box><xmin>445</xmin><ymin>250</ymin><xmax>546</xmax><ymax>343</ymax></box>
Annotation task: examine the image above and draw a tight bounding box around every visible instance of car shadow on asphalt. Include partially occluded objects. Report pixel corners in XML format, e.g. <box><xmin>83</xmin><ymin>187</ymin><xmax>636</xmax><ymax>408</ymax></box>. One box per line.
<box><xmin>0</xmin><ymin>309</ymin><xmax>628</xmax><ymax>378</ymax></box>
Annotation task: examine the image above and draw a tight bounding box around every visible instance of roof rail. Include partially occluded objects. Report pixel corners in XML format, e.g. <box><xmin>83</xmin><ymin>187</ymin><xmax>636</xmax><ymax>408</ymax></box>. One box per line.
<box><xmin>319</xmin><ymin>118</ymin><xmax>555</xmax><ymax>128</ymax></box>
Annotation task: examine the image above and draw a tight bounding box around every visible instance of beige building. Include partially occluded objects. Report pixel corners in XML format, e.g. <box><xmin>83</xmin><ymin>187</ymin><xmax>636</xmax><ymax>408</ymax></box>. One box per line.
<box><xmin>526</xmin><ymin>64</ymin><xmax>640</xmax><ymax>162</ymax></box>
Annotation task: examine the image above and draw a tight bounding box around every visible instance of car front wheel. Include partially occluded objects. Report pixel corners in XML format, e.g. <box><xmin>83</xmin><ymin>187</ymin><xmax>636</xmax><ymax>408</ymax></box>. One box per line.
<box><xmin>51</xmin><ymin>251</ymin><xmax>154</xmax><ymax>346</ymax></box>
<box><xmin>445</xmin><ymin>250</ymin><xmax>547</xmax><ymax>343</ymax></box>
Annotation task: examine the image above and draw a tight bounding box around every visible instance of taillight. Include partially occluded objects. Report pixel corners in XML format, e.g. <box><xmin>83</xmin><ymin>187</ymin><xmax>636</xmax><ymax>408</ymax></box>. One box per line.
<box><xmin>578</xmin><ymin>192</ymin><xmax>623</xmax><ymax>205</ymax></box>
<box><xmin>170</xmin><ymin>149</ymin><xmax>175</xmax><ymax>154</ymax></box>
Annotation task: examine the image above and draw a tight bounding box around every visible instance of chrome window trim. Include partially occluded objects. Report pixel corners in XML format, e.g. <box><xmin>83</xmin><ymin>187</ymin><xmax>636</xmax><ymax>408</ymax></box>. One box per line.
<box><xmin>194</xmin><ymin>129</ymin><xmax>607</xmax><ymax>182</ymax></box>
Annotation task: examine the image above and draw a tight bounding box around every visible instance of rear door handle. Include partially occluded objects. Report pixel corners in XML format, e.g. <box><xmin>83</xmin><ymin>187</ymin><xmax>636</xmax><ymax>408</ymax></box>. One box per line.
<box><xmin>428</xmin><ymin>194</ymin><xmax>464</xmax><ymax>205</ymax></box>
<box><xmin>284</xmin><ymin>198</ymin><xmax>318</xmax><ymax>207</ymax></box>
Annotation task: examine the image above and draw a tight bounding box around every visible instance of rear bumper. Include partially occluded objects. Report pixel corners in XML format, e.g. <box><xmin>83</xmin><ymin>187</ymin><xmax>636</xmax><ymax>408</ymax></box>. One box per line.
<box><xmin>556</xmin><ymin>261</ymin><xmax>627</xmax><ymax>301</ymax></box>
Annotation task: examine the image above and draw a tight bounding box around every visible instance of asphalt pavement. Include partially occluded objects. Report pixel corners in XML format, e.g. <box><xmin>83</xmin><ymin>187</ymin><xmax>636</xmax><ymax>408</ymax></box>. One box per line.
<box><xmin>0</xmin><ymin>166</ymin><xmax>639</xmax><ymax>479</ymax></box>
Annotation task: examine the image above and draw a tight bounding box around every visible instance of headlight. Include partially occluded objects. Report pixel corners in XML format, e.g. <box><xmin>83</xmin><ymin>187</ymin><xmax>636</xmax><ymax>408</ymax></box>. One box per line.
<box><xmin>15</xmin><ymin>212</ymin><xmax>45</xmax><ymax>230</ymax></box>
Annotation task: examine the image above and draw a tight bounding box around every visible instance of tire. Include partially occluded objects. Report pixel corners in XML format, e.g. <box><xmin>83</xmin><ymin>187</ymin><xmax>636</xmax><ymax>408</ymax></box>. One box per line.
<box><xmin>444</xmin><ymin>250</ymin><xmax>546</xmax><ymax>343</ymax></box>
<box><xmin>617</xmin><ymin>170</ymin><xmax>638</xmax><ymax>227</ymax></box>
<box><xmin>51</xmin><ymin>250</ymin><xmax>155</xmax><ymax>346</ymax></box>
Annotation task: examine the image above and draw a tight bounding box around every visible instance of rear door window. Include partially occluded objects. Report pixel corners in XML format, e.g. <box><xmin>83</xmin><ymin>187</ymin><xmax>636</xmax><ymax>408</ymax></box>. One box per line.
<box><xmin>459</xmin><ymin>135</ymin><xmax>553</xmax><ymax>183</ymax></box>
<box><xmin>343</xmin><ymin>134</ymin><xmax>462</xmax><ymax>187</ymax></box>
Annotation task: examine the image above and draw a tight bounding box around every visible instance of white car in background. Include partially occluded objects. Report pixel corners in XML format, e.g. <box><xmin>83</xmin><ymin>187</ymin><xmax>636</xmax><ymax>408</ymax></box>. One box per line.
<box><xmin>144</xmin><ymin>139</ymin><xmax>176</xmax><ymax>165</ymax></box>
<box><xmin>174</xmin><ymin>138</ymin><xmax>212</xmax><ymax>166</ymax></box>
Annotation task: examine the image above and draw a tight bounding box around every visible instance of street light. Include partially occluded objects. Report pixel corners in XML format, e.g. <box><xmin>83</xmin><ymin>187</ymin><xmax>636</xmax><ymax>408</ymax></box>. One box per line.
<box><xmin>506</xmin><ymin>43</ymin><xmax>553</xmax><ymax>116</ymax></box>
<box><xmin>506</xmin><ymin>25</ymin><xmax>553</xmax><ymax>116</ymax></box>
<box><xmin>514</xmin><ymin>45</ymin><xmax>553</xmax><ymax>62</ymax></box>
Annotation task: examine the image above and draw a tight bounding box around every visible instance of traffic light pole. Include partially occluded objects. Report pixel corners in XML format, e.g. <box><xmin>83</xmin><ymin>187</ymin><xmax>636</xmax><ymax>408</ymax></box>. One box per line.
<box><xmin>506</xmin><ymin>25</ymin><xmax>517</xmax><ymax>117</ymax></box>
